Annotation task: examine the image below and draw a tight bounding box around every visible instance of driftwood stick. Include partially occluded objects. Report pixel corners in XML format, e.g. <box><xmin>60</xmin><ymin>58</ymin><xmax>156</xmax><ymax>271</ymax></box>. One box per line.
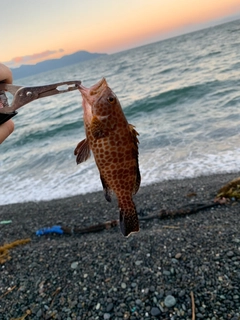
<box><xmin>59</xmin><ymin>201</ymin><xmax>221</xmax><ymax>235</ymax></box>
<box><xmin>61</xmin><ymin>220</ymin><xmax>118</xmax><ymax>235</ymax></box>
<box><xmin>190</xmin><ymin>291</ymin><xmax>196</xmax><ymax>320</ymax></box>
<box><xmin>10</xmin><ymin>309</ymin><xmax>31</xmax><ymax>320</ymax></box>
<box><xmin>49</xmin><ymin>287</ymin><xmax>62</xmax><ymax>309</ymax></box>
<box><xmin>0</xmin><ymin>285</ymin><xmax>17</xmax><ymax>299</ymax></box>
<box><xmin>139</xmin><ymin>202</ymin><xmax>220</xmax><ymax>221</ymax></box>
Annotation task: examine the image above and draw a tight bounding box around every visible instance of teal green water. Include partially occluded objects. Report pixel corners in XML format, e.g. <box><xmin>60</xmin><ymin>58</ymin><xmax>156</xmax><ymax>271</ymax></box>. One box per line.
<box><xmin>1</xmin><ymin>19</ymin><xmax>240</xmax><ymax>204</ymax></box>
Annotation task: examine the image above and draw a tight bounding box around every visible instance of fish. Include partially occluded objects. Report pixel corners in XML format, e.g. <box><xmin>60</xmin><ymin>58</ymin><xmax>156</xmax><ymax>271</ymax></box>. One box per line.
<box><xmin>74</xmin><ymin>78</ymin><xmax>141</xmax><ymax>237</ymax></box>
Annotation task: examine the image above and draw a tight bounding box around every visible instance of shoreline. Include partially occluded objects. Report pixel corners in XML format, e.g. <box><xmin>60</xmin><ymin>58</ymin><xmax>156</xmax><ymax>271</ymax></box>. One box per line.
<box><xmin>2</xmin><ymin>170</ymin><xmax>240</xmax><ymax>207</ymax></box>
<box><xmin>0</xmin><ymin>171</ymin><xmax>240</xmax><ymax>319</ymax></box>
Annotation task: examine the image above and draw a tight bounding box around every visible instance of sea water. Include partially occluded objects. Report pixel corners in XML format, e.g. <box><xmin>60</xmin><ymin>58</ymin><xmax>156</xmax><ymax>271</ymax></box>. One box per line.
<box><xmin>1</xmin><ymin>19</ymin><xmax>240</xmax><ymax>205</ymax></box>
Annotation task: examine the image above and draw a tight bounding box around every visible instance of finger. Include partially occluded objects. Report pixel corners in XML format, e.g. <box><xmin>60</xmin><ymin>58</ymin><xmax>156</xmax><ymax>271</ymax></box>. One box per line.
<box><xmin>0</xmin><ymin>119</ymin><xmax>14</xmax><ymax>143</ymax></box>
<box><xmin>0</xmin><ymin>63</ymin><xmax>13</xmax><ymax>84</ymax></box>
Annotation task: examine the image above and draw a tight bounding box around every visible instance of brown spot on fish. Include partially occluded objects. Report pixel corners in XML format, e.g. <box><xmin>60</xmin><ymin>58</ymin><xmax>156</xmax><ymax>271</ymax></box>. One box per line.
<box><xmin>75</xmin><ymin>78</ymin><xmax>141</xmax><ymax>236</ymax></box>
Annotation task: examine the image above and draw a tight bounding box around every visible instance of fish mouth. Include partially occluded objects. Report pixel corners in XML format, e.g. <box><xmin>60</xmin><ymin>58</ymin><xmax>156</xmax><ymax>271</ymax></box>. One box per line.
<box><xmin>89</xmin><ymin>78</ymin><xmax>108</xmax><ymax>96</ymax></box>
<box><xmin>77</xmin><ymin>78</ymin><xmax>108</xmax><ymax>109</ymax></box>
<box><xmin>78</xmin><ymin>78</ymin><xmax>108</xmax><ymax>97</ymax></box>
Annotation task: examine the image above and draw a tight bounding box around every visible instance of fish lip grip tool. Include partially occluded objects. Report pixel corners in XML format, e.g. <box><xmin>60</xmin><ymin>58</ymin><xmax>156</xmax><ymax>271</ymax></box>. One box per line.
<box><xmin>0</xmin><ymin>80</ymin><xmax>81</xmax><ymax>125</ymax></box>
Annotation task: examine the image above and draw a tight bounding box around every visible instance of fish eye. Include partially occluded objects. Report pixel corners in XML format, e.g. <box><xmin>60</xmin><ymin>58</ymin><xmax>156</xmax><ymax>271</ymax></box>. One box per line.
<box><xmin>108</xmin><ymin>96</ymin><xmax>115</xmax><ymax>104</ymax></box>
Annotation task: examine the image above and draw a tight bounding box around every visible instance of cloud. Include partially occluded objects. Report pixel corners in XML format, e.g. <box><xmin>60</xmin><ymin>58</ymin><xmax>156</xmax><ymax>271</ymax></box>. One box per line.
<box><xmin>4</xmin><ymin>49</ymin><xmax>64</xmax><ymax>68</ymax></box>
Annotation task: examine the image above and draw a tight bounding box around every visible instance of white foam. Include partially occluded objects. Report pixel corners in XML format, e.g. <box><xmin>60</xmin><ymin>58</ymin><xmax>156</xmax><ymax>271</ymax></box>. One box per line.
<box><xmin>2</xmin><ymin>147</ymin><xmax>240</xmax><ymax>205</ymax></box>
<box><xmin>140</xmin><ymin>147</ymin><xmax>240</xmax><ymax>186</ymax></box>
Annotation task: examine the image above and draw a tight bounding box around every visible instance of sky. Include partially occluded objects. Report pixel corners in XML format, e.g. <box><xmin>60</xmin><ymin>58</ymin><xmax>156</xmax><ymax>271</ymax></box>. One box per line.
<box><xmin>1</xmin><ymin>0</ymin><xmax>240</xmax><ymax>69</ymax></box>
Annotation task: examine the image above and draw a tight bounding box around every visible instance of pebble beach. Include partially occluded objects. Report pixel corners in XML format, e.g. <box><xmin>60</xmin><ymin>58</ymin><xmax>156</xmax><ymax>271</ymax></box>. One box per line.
<box><xmin>0</xmin><ymin>172</ymin><xmax>240</xmax><ymax>320</ymax></box>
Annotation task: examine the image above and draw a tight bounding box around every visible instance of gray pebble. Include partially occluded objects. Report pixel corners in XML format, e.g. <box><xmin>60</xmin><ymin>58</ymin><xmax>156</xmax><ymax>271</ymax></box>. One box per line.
<box><xmin>171</xmin><ymin>258</ymin><xmax>179</xmax><ymax>264</ymax></box>
<box><xmin>121</xmin><ymin>282</ymin><xmax>127</xmax><ymax>289</ymax></box>
<box><xmin>226</xmin><ymin>251</ymin><xmax>234</xmax><ymax>258</ymax></box>
<box><xmin>96</xmin><ymin>302</ymin><xmax>100</xmax><ymax>310</ymax></box>
<box><xmin>182</xmin><ymin>303</ymin><xmax>186</xmax><ymax>311</ymax></box>
<box><xmin>149</xmin><ymin>285</ymin><xmax>155</xmax><ymax>292</ymax></box>
<box><xmin>151</xmin><ymin>307</ymin><xmax>161</xmax><ymax>316</ymax></box>
<box><xmin>143</xmin><ymin>288</ymin><xmax>149</xmax><ymax>295</ymax></box>
<box><xmin>178</xmin><ymin>289</ymin><xmax>186</xmax><ymax>297</ymax></box>
<box><xmin>36</xmin><ymin>309</ymin><xmax>42</xmax><ymax>318</ymax></box>
<box><xmin>106</xmin><ymin>303</ymin><xmax>114</xmax><ymax>312</ymax></box>
<box><xmin>170</xmin><ymin>267</ymin><xmax>175</xmax><ymax>274</ymax></box>
<box><xmin>70</xmin><ymin>261</ymin><xmax>78</xmax><ymax>269</ymax></box>
<box><xmin>104</xmin><ymin>313</ymin><xmax>111</xmax><ymax>320</ymax></box>
<box><xmin>164</xmin><ymin>295</ymin><xmax>177</xmax><ymax>308</ymax></box>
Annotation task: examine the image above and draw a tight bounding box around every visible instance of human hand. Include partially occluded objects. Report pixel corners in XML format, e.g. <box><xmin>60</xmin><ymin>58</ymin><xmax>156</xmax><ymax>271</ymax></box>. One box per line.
<box><xmin>0</xmin><ymin>63</ymin><xmax>14</xmax><ymax>143</ymax></box>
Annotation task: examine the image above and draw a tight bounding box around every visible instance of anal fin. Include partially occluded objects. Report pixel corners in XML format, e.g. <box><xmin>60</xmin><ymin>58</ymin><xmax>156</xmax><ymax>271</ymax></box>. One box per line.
<box><xmin>133</xmin><ymin>165</ymin><xmax>141</xmax><ymax>195</ymax></box>
<box><xmin>100</xmin><ymin>175</ymin><xmax>112</xmax><ymax>202</ymax></box>
<box><xmin>128</xmin><ymin>124</ymin><xmax>141</xmax><ymax>194</ymax></box>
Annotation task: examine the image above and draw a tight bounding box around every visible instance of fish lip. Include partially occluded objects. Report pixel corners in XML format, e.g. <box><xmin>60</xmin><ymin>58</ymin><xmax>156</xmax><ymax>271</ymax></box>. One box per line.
<box><xmin>78</xmin><ymin>84</ymin><xmax>90</xmax><ymax>96</ymax></box>
<box><xmin>78</xmin><ymin>78</ymin><xmax>107</xmax><ymax>95</ymax></box>
<box><xmin>78</xmin><ymin>84</ymin><xmax>92</xmax><ymax>107</ymax></box>
<box><xmin>78</xmin><ymin>78</ymin><xmax>108</xmax><ymax>105</ymax></box>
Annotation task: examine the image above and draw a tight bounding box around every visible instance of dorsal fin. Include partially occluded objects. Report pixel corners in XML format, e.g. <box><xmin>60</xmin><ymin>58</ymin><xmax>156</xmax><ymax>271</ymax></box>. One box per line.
<box><xmin>74</xmin><ymin>138</ymin><xmax>91</xmax><ymax>164</ymax></box>
<box><xmin>128</xmin><ymin>124</ymin><xmax>139</xmax><ymax>148</ymax></box>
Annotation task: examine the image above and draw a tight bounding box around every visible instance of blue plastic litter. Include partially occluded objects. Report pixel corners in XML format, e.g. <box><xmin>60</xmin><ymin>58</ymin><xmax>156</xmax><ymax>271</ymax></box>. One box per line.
<box><xmin>36</xmin><ymin>225</ymin><xmax>64</xmax><ymax>236</ymax></box>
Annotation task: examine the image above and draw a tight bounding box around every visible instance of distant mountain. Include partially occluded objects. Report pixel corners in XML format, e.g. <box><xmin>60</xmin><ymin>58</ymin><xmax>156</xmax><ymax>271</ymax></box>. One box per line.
<box><xmin>11</xmin><ymin>50</ymin><xmax>107</xmax><ymax>80</ymax></box>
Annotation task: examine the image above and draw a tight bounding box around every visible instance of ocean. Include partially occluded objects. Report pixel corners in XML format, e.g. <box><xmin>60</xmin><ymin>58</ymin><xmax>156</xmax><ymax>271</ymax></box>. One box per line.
<box><xmin>1</xmin><ymin>19</ymin><xmax>240</xmax><ymax>205</ymax></box>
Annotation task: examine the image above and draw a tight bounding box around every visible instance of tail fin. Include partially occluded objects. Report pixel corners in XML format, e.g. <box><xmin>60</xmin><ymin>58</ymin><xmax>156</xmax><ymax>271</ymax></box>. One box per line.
<box><xmin>118</xmin><ymin>198</ymin><xmax>139</xmax><ymax>237</ymax></box>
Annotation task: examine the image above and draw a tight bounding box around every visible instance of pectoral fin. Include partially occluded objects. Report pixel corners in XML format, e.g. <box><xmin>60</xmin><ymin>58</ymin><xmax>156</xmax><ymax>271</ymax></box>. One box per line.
<box><xmin>90</xmin><ymin>116</ymin><xmax>109</xmax><ymax>139</ymax></box>
<box><xmin>74</xmin><ymin>138</ymin><xmax>91</xmax><ymax>164</ymax></box>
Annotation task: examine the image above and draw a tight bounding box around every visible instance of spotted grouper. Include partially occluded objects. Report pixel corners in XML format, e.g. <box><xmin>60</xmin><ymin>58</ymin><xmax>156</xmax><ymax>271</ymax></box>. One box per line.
<box><xmin>74</xmin><ymin>78</ymin><xmax>141</xmax><ymax>237</ymax></box>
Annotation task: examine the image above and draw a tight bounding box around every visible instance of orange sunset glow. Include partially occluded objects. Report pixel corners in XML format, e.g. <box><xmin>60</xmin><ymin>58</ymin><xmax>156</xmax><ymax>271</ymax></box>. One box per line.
<box><xmin>1</xmin><ymin>0</ymin><xmax>240</xmax><ymax>68</ymax></box>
